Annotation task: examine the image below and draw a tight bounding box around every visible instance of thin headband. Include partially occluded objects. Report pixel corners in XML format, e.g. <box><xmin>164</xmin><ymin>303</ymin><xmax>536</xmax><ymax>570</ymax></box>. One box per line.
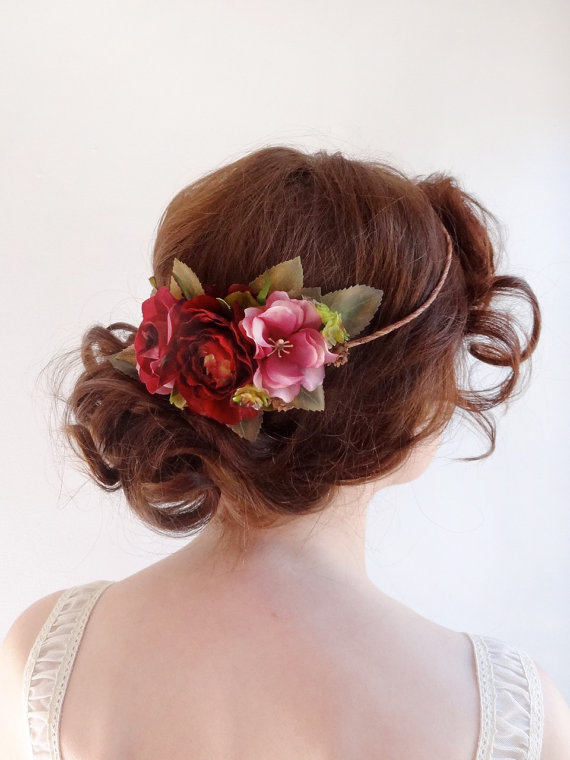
<box><xmin>346</xmin><ymin>223</ymin><xmax>454</xmax><ymax>348</ymax></box>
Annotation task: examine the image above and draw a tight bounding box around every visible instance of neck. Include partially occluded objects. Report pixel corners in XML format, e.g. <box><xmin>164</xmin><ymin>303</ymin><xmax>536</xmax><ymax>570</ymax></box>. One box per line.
<box><xmin>176</xmin><ymin>480</ymin><xmax>379</xmax><ymax>589</ymax></box>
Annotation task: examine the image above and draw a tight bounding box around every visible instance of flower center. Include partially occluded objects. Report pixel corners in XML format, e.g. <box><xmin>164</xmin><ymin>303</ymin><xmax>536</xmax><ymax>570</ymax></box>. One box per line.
<box><xmin>203</xmin><ymin>352</ymin><xmax>231</xmax><ymax>381</ymax></box>
<box><xmin>267</xmin><ymin>337</ymin><xmax>294</xmax><ymax>358</ymax></box>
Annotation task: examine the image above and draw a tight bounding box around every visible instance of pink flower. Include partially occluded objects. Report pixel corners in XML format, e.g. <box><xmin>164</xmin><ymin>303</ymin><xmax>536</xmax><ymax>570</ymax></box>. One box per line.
<box><xmin>239</xmin><ymin>291</ymin><xmax>337</xmax><ymax>402</ymax></box>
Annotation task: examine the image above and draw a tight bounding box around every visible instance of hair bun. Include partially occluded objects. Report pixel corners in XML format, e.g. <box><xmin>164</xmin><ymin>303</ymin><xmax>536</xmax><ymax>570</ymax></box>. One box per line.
<box><xmin>417</xmin><ymin>173</ymin><xmax>540</xmax><ymax>437</ymax></box>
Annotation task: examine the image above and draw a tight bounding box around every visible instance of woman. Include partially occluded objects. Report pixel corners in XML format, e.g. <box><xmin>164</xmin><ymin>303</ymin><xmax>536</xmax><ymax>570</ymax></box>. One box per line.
<box><xmin>1</xmin><ymin>146</ymin><xmax>568</xmax><ymax>759</ymax></box>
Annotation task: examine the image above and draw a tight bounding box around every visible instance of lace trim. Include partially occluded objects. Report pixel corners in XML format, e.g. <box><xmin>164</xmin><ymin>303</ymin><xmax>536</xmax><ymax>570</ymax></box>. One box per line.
<box><xmin>519</xmin><ymin>652</ymin><xmax>544</xmax><ymax>760</ymax></box>
<box><xmin>23</xmin><ymin>580</ymin><xmax>113</xmax><ymax>760</ymax></box>
<box><xmin>469</xmin><ymin>634</ymin><xmax>496</xmax><ymax>760</ymax></box>
<box><xmin>22</xmin><ymin>589</ymin><xmax>75</xmax><ymax>760</ymax></box>
<box><xmin>468</xmin><ymin>634</ymin><xmax>545</xmax><ymax>760</ymax></box>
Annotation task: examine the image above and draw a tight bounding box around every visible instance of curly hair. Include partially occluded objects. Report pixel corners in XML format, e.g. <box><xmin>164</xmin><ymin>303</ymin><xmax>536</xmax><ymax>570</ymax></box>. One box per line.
<box><xmin>47</xmin><ymin>147</ymin><xmax>540</xmax><ymax>539</ymax></box>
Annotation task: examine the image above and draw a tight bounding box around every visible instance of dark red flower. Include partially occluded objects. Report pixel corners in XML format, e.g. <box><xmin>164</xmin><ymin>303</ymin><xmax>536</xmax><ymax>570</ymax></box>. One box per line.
<box><xmin>166</xmin><ymin>295</ymin><xmax>259</xmax><ymax>425</ymax></box>
<box><xmin>227</xmin><ymin>282</ymin><xmax>254</xmax><ymax>295</ymax></box>
<box><xmin>134</xmin><ymin>286</ymin><xmax>178</xmax><ymax>394</ymax></box>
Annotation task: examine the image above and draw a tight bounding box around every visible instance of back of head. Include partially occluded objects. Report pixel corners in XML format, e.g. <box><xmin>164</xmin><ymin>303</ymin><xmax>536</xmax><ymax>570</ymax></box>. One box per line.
<box><xmin>52</xmin><ymin>147</ymin><xmax>540</xmax><ymax>540</ymax></box>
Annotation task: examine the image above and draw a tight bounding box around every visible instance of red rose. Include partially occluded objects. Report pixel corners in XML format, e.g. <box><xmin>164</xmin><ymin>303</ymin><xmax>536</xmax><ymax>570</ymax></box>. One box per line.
<box><xmin>166</xmin><ymin>295</ymin><xmax>259</xmax><ymax>425</ymax></box>
<box><xmin>134</xmin><ymin>286</ymin><xmax>178</xmax><ymax>394</ymax></box>
<box><xmin>227</xmin><ymin>282</ymin><xmax>254</xmax><ymax>294</ymax></box>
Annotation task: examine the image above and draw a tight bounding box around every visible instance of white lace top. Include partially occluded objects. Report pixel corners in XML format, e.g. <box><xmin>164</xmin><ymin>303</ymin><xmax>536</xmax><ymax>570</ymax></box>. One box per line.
<box><xmin>22</xmin><ymin>580</ymin><xmax>545</xmax><ymax>759</ymax></box>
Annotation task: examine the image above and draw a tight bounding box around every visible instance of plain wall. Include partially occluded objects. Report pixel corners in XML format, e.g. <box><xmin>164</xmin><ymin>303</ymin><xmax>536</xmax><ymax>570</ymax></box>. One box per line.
<box><xmin>1</xmin><ymin>0</ymin><xmax>568</xmax><ymax>699</ymax></box>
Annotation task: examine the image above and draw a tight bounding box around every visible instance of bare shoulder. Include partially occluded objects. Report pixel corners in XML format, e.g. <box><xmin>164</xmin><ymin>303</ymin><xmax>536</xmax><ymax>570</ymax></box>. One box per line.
<box><xmin>535</xmin><ymin>661</ymin><xmax>570</xmax><ymax>760</ymax></box>
<box><xmin>0</xmin><ymin>589</ymin><xmax>68</xmax><ymax>759</ymax></box>
<box><xmin>0</xmin><ymin>589</ymin><xmax>67</xmax><ymax>665</ymax></box>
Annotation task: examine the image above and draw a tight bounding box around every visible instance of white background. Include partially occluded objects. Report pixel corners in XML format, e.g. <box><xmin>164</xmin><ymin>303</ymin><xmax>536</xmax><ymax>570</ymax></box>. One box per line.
<box><xmin>1</xmin><ymin>0</ymin><xmax>568</xmax><ymax>700</ymax></box>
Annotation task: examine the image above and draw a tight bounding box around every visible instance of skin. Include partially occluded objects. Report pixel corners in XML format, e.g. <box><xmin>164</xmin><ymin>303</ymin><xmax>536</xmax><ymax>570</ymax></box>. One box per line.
<box><xmin>1</xmin><ymin>434</ymin><xmax>569</xmax><ymax>759</ymax></box>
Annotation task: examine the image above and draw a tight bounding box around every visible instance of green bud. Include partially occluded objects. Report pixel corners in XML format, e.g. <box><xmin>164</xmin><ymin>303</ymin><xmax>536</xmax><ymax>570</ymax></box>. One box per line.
<box><xmin>313</xmin><ymin>301</ymin><xmax>349</xmax><ymax>346</ymax></box>
<box><xmin>232</xmin><ymin>384</ymin><xmax>272</xmax><ymax>410</ymax></box>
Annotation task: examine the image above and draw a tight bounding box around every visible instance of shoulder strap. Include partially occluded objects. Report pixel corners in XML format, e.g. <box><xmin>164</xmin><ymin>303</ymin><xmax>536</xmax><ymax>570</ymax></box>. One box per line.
<box><xmin>22</xmin><ymin>580</ymin><xmax>113</xmax><ymax>760</ymax></box>
<box><xmin>468</xmin><ymin>633</ymin><xmax>544</xmax><ymax>760</ymax></box>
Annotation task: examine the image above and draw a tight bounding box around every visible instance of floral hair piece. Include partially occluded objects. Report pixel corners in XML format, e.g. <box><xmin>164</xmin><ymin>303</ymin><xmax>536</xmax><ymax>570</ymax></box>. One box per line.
<box><xmin>108</xmin><ymin>226</ymin><xmax>453</xmax><ymax>441</ymax></box>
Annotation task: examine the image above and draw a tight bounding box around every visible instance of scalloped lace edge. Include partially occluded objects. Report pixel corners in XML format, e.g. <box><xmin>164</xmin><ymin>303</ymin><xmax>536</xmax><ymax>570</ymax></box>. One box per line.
<box><xmin>467</xmin><ymin>633</ymin><xmax>544</xmax><ymax>760</ymax></box>
<box><xmin>23</xmin><ymin>580</ymin><xmax>113</xmax><ymax>760</ymax></box>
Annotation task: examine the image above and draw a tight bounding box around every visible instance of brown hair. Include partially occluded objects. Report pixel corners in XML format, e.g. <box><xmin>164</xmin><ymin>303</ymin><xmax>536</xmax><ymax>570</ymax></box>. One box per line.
<box><xmin>48</xmin><ymin>147</ymin><xmax>540</xmax><ymax>540</ymax></box>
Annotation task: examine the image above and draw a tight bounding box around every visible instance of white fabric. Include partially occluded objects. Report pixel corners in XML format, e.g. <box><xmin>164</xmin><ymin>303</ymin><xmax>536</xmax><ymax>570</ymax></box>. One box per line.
<box><xmin>22</xmin><ymin>580</ymin><xmax>113</xmax><ymax>760</ymax></box>
<box><xmin>22</xmin><ymin>580</ymin><xmax>545</xmax><ymax>759</ymax></box>
<box><xmin>467</xmin><ymin>634</ymin><xmax>544</xmax><ymax>760</ymax></box>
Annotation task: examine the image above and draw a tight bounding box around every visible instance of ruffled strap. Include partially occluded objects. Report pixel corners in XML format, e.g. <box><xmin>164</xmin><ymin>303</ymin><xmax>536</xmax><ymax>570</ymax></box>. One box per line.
<box><xmin>22</xmin><ymin>580</ymin><xmax>113</xmax><ymax>760</ymax></box>
<box><xmin>468</xmin><ymin>634</ymin><xmax>544</xmax><ymax>760</ymax></box>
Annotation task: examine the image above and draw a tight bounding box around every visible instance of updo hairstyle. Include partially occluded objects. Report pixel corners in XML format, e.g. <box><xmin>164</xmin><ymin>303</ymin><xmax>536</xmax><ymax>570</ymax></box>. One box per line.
<box><xmin>50</xmin><ymin>147</ymin><xmax>540</xmax><ymax>537</ymax></box>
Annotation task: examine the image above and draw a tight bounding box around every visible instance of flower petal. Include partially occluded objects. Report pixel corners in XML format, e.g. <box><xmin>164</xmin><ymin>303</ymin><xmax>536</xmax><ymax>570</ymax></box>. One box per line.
<box><xmin>290</xmin><ymin>328</ymin><xmax>338</xmax><ymax>367</ymax></box>
<box><xmin>269</xmin><ymin>382</ymin><xmax>301</xmax><ymax>403</ymax></box>
<box><xmin>297</xmin><ymin>298</ymin><xmax>323</xmax><ymax>330</ymax></box>
<box><xmin>265</xmin><ymin>290</ymin><xmax>291</xmax><ymax>306</ymax></box>
<box><xmin>300</xmin><ymin>365</ymin><xmax>325</xmax><ymax>391</ymax></box>
<box><xmin>261</xmin><ymin>355</ymin><xmax>304</xmax><ymax>386</ymax></box>
<box><xmin>259</xmin><ymin>300</ymin><xmax>305</xmax><ymax>336</ymax></box>
<box><xmin>288</xmin><ymin>329</ymin><xmax>322</xmax><ymax>367</ymax></box>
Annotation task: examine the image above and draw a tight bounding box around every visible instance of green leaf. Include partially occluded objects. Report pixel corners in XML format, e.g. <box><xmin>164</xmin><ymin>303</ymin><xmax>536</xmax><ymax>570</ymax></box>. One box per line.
<box><xmin>112</xmin><ymin>344</ymin><xmax>137</xmax><ymax>366</ymax></box>
<box><xmin>169</xmin><ymin>276</ymin><xmax>182</xmax><ymax>300</ymax></box>
<box><xmin>255</xmin><ymin>272</ymin><xmax>271</xmax><ymax>305</ymax></box>
<box><xmin>228</xmin><ymin>413</ymin><xmax>263</xmax><ymax>441</ymax></box>
<box><xmin>249</xmin><ymin>257</ymin><xmax>304</xmax><ymax>299</ymax></box>
<box><xmin>320</xmin><ymin>285</ymin><xmax>383</xmax><ymax>338</ymax></box>
<box><xmin>169</xmin><ymin>389</ymin><xmax>187</xmax><ymax>409</ymax></box>
<box><xmin>290</xmin><ymin>384</ymin><xmax>325</xmax><ymax>412</ymax></box>
<box><xmin>171</xmin><ymin>258</ymin><xmax>204</xmax><ymax>300</ymax></box>
<box><xmin>223</xmin><ymin>290</ymin><xmax>259</xmax><ymax>309</ymax></box>
<box><xmin>108</xmin><ymin>345</ymin><xmax>139</xmax><ymax>380</ymax></box>
<box><xmin>149</xmin><ymin>275</ymin><xmax>157</xmax><ymax>289</ymax></box>
<box><xmin>300</xmin><ymin>286</ymin><xmax>322</xmax><ymax>299</ymax></box>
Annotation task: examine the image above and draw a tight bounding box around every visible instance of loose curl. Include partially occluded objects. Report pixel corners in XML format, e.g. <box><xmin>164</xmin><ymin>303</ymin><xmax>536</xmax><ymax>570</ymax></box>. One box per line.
<box><xmin>47</xmin><ymin>147</ymin><xmax>540</xmax><ymax>541</ymax></box>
